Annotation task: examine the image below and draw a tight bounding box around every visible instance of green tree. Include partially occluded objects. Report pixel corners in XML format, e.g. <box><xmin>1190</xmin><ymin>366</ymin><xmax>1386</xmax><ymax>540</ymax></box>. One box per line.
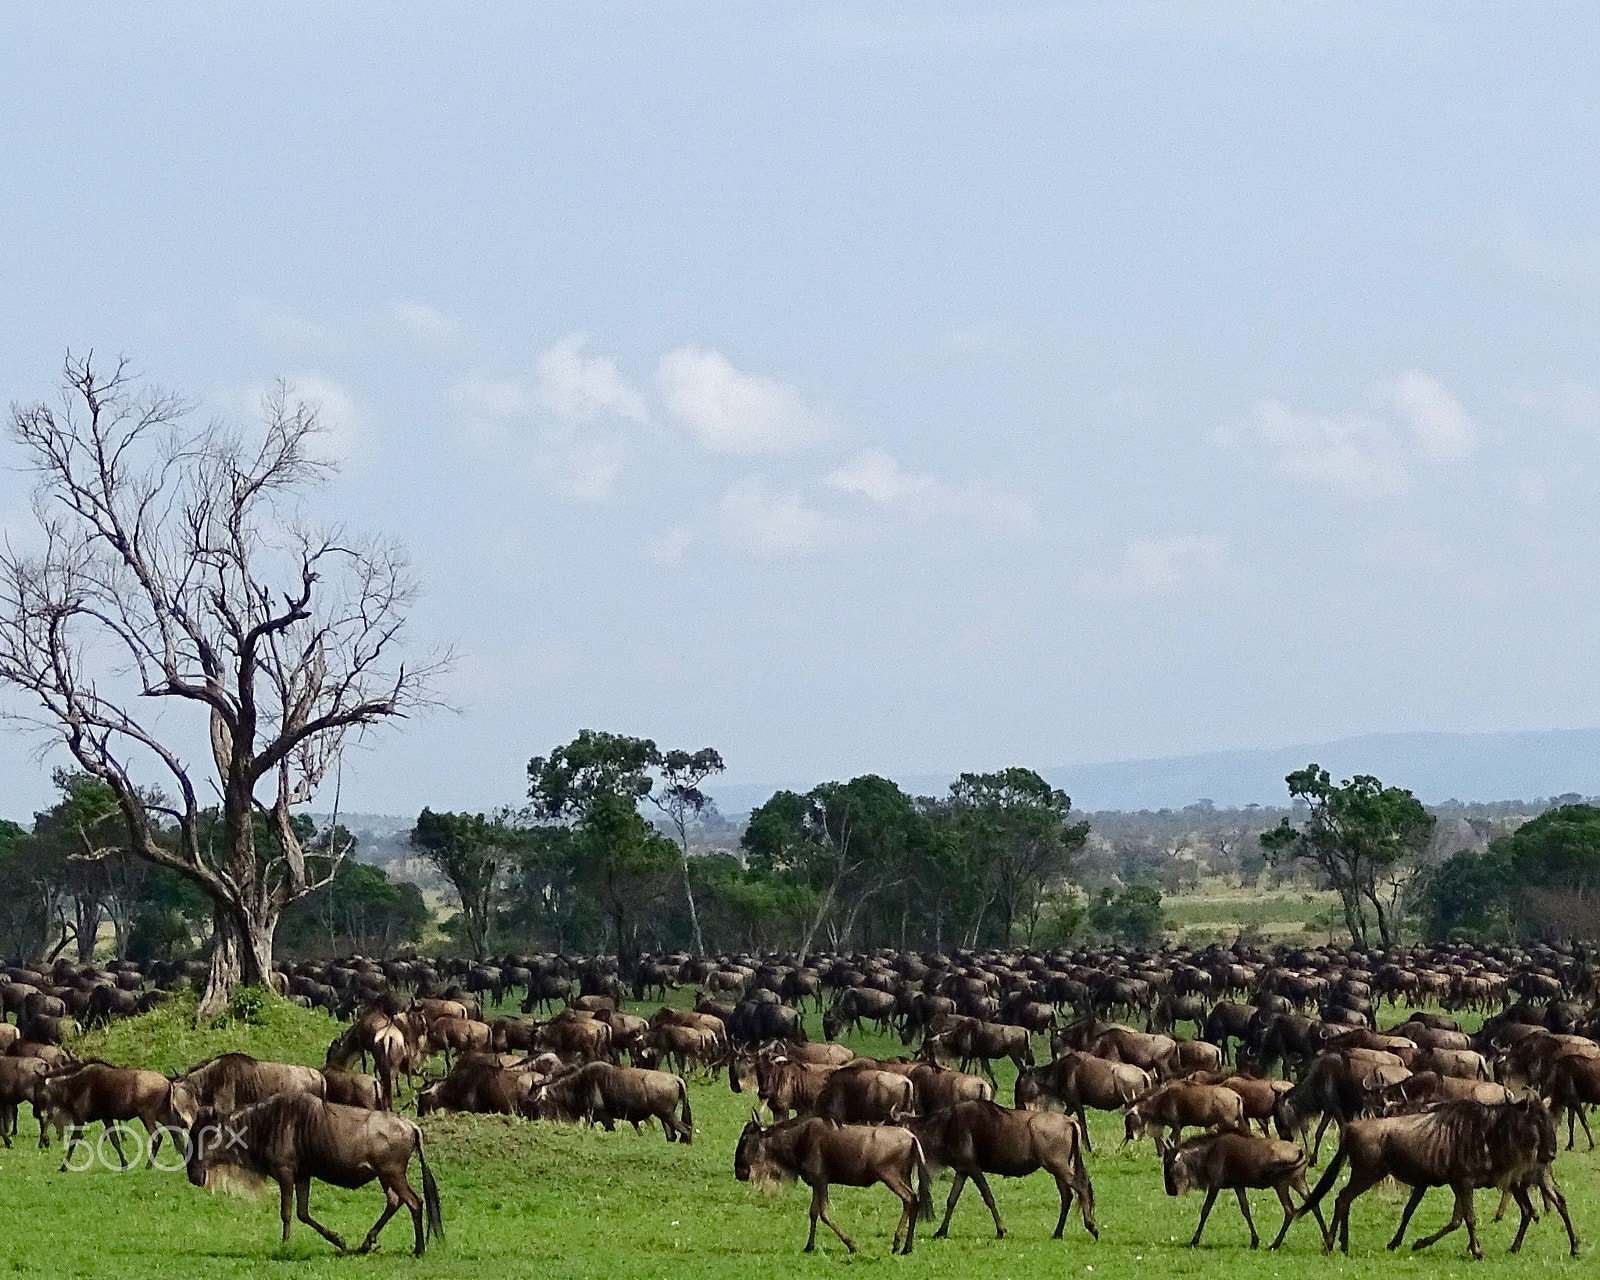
<box><xmin>410</xmin><ymin>809</ymin><xmax>517</xmax><ymax>960</ymax></box>
<box><xmin>1088</xmin><ymin>883</ymin><xmax>1166</xmax><ymax>945</ymax></box>
<box><xmin>279</xmin><ymin>860</ymin><xmax>429</xmax><ymax>958</ymax></box>
<box><xmin>1423</xmin><ymin>847</ymin><xmax>1515</xmax><ymax>942</ymax></box>
<box><xmin>743</xmin><ymin>775</ymin><xmax>919</xmax><ymax>957</ymax></box>
<box><xmin>946</xmin><ymin>769</ymin><xmax>1089</xmax><ymax>947</ymax></box>
<box><xmin>1260</xmin><ymin>765</ymin><xmax>1435</xmax><ymax>949</ymax></box>
<box><xmin>528</xmin><ymin>730</ymin><xmax>677</xmax><ymax>966</ymax></box>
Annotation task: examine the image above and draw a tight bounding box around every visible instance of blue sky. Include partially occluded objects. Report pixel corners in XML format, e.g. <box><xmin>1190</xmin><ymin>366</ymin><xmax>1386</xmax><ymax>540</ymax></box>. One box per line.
<box><xmin>2</xmin><ymin>4</ymin><xmax>1598</xmax><ymax>816</ymax></box>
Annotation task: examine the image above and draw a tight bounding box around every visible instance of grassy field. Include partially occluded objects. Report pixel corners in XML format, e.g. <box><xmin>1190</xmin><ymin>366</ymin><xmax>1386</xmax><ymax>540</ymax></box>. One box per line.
<box><xmin>0</xmin><ymin>993</ymin><xmax>1592</xmax><ymax>1280</ymax></box>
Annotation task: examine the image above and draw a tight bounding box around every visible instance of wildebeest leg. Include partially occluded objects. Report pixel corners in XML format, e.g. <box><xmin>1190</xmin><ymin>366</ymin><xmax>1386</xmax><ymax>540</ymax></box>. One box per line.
<box><xmin>1575</xmin><ymin>1104</ymin><xmax>1593</xmax><ymax>1151</ymax></box>
<box><xmin>1329</xmin><ymin>1168</ymin><xmax>1385</xmax><ymax>1253</ymax></box>
<box><xmin>1189</xmin><ymin>1187</ymin><xmax>1219</xmax><ymax>1246</ymax></box>
<box><xmin>1507</xmin><ymin>1186</ymin><xmax>1536</xmax><ymax>1253</ymax></box>
<box><xmin>970</xmin><ymin>1171</ymin><xmax>1005</xmax><ymax>1239</ymax></box>
<box><xmin>1387</xmin><ymin>1184</ymin><xmax>1427</xmax><ymax>1250</ymax></box>
<box><xmin>356</xmin><ymin>1183</ymin><xmax>403</xmax><ymax>1254</ymax></box>
<box><xmin>1309</xmin><ymin>1114</ymin><xmax>1332</xmax><ymax>1165</ymax></box>
<box><xmin>295</xmin><ymin>1178</ymin><xmax>350</xmax><ymax>1252</ymax></box>
<box><xmin>1235</xmin><ymin>1189</ymin><xmax>1261</xmax><ymax>1248</ymax></box>
<box><xmin>933</xmin><ymin>1171</ymin><xmax>968</xmax><ymax>1237</ymax></box>
<box><xmin>882</xmin><ymin>1170</ymin><xmax>917</xmax><ymax>1254</ymax></box>
<box><xmin>811</xmin><ymin>1186</ymin><xmax>855</xmax><ymax>1253</ymax></box>
<box><xmin>280</xmin><ymin>1179</ymin><xmax>294</xmax><ymax>1243</ymax></box>
<box><xmin>105</xmin><ymin>1122</ymin><xmax>130</xmax><ymax>1170</ymax></box>
<box><xmin>1411</xmin><ymin>1184</ymin><xmax>1479</xmax><ymax>1259</ymax></box>
<box><xmin>1268</xmin><ymin>1187</ymin><xmax>1298</xmax><ymax>1249</ymax></box>
<box><xmin>1526</xmin><ymin>1174</ymin><xmax>1579</xmax><ymax>1256</ymax></box>
<box><xmin>1076</xmin><ymin>1105</ymin><xmax>1092</xmax><ymax>1153</ymax></box>
<box><xmin>58</xmin><ymin>1124</ymin><xmax>86</xmax><ymax>1172</ymax></box>
<box><xmin>0</xmin><ymin>1102</ymin><xmax>11</xmax><ymax>1148</ymax></box>
<box><xmin>980</xmin><ymin>1057</ymin><xmax>998</xmax><ymax>1087</ymax></box>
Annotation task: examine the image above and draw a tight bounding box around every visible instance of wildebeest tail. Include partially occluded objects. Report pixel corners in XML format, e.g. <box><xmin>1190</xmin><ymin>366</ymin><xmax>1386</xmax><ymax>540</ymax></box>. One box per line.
<box><xmin>910</xmin><ymin>1135</ymin><xmax>934</xmax><ymax>1222</ymax></box>
<box><xmin>1072</xmin><ymin>1120</ymin><xmax>1095</xmax><ymax>1211</ymax></box>
<box><xmin>1297</xmin><ymin>1137</ymin><xmax>1348</xmax><ymax>1217</ymax></box>
<box><xmin>415</xmin><ymin>1130</ymin><xmax>445</xmax><ymax>1244</ymax></box>
<box><xmin>680</xmin><ymin>1078</ymin><xmax>694</xmax><ymax>1142</ymax></box>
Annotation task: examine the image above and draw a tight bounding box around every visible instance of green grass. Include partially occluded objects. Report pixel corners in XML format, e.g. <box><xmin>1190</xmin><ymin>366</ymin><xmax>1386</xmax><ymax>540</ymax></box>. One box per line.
<box><xmin>2</xmin><ymin>992</ymin><xmax>1593</xmax><ymax>1280</ymax></box>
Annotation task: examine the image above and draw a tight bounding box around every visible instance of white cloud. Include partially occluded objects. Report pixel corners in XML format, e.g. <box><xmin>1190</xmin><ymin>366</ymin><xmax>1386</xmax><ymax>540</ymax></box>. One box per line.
<box><xmin>1215</xmin><ymin>401</ymin><xmax>1410</xmax><ymax>498</ymax></box>
<box><xmin>1079</xmin><ymin>534</ymin><xmax>1227</xmax><ymax>598</ymax></box>
<box><xmin>1216</xmin><ymin>373</ymin><xmax>1475</xmax><ymax>499</ymax></box>
<box><xmin>658</xmin><ymin>346</ymin><xmax>824</xmax><ymax>453</ymax></box>
<box><xmin>452</xmin><ymin>373</ymin><xmax>530</xmax><ymax>420</ymax></box>
<box><xmin>254</xmin><ymin>307</ymin><xmax>343</xmax><ymax>353</ymax></box>
<box><xmin>825</xmin><ymin>448</ymin><xmax>935</xmax><ymax>504</ymax></box>
<box><xmin>645</xmin><ymin>524</ymin><xmax>695</xmax><ymax>568</ymax></box>
<box><xmin>1392</xmin><ymin>371</ymin><xmax>1473</xmax><ymax>462</ymax></box>
<box><xmin>546</xmin><ymin>439</ymin><xmax>626</xmax><ymax>503</ymax></box>
<box><xmin>536</xmin><ymin>334</ymin><xmax>648</xmax><ymax>424</ymax></box>
<box><xmin>717</xmin><ymin>476</ymin><xmax>836</xmax><ymax>558</ymax></box>
<box><xmin>391</xmin><ymin>300</ymin><xmax>467</xmax><ymax>350</ymax></box>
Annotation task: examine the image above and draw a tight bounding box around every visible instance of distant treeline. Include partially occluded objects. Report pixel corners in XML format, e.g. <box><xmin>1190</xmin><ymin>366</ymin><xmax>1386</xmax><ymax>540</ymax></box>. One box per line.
<box><xmin>3</xmin><ymin>743</ymin><xmax>1595</xmax><ymax>967</ymax></box>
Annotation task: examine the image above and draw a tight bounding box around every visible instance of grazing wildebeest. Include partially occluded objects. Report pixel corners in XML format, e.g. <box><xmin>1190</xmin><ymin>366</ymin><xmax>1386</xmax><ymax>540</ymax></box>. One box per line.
<box><xmin>734</xmin><ymin>1114</ymin><xmax>933</xmax><ymax>1255</ymax></box>
<box><xmin>643</xmin><ymin>1023</ymin><xmax>724</xmax><ymax>1077</ymax></box>
<box><xmin>0</xmin><ymin>1055</ymin><xmax>46</xmax><ymax>1146</ymax></box>
<box><xmin>1124</xmin><ymin>1082</ymin><xmax>1246</xmax><ymax>1153</ymax></box>
<box><xmin>1413</xmin><ymin>1048</ymin><xmax>1490</xmax><ymax>1081</ymax></box>
<box><xmin>425</xmin><ymin>1016</ymin><xmax>492</xmax><ymax>1066</ymax></box>
<box><xmin>534</xmin><ymin>1012</ymin><xmax>613</xmax><ymax>1063</ymax></box>
<box><xmin>1203</xmin><ymin>1003</ymin><xmax>1257</xmax><ymax>1062</ymax></box>
<box><xmin>1272</xmin><ymin>1053</ymin><xmax>1386</xmax><ymax>1164</ymax></box>
<box><xmin>1086</xmin><ymin>1027</ymin><xmax>1180</xmax><ymax>1079</ymax></box>
<box><xmin>186</xmin><ymin>1093</ymin><xmax>443</xmax><ymax>1256</ymax></box>
<box><xmin>169</xmin><ymin>1053</ymin><xmax>327</xmax><ymax>1126</ymax></box>
<box><xmin>35</xmin><ymin>1061</ymin><xmax>174</xmax><ymax>1169</ymax></box>
<box><xmin>814</xmin><ymin>1065</ymin><xmax>915</xmax><ymax>1124</ymax></box>
<box><xmin>326</xmin><ymin>1013</ymin><xmax>420</xmax><ymax>1110</ymax></box>
<box><xmin>911</xmin><ymin>1099</ymin><xmax>1097</xmax><ymax>1241</ymax></box>
<box><xmin>1381</xmin><ymin>1071</ymin><xmax>1511</xmax><ymax>1112</ymax></box>
<box><xmin>531</xmin><ymin>1062</ymin><xmax>693</xmax><ymax>1141</ymax></box>
<box><xmin>1014</xmin><ymin>1052</ymin><xmax>1149</xmax><ymax>1151</ymax></box>
<box><xmin>926</xmin><ymin>1018</ymin><xmax>1033</xmax><ymax>1084</ymax></box>
<box><xmin>822</xmin><ymin>987</ymin><xmax>897</xmax><ymax>1040</ymax></box>
<box><xmin>490</xmin><ymin>1016</ymin><xmax>541</xmax><ymax>1054</ymax></box>
<box><xmin>1297</xmin><ymin>1099</ymin><xmax>1571</xmax><ymax>1258</ymax></box>
<box><xmin>1164</xmin><ymin>1131</ymin><xmax>1326</xmax><ymax>1249</ymax></box>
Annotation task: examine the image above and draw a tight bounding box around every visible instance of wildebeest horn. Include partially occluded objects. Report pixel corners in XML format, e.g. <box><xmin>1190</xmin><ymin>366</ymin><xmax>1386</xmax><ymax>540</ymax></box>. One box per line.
<box><xmin>750</xmin><ymin>1108</ymin><xmax>764</xmax><ymax>1127</ymax></box>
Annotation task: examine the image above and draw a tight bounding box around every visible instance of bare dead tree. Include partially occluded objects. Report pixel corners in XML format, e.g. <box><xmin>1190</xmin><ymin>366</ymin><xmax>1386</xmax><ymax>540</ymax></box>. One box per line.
<box><xmin>0</xmin><ymin>354</ymin><xmax>445</xmax><ymax>1015</ymax></box>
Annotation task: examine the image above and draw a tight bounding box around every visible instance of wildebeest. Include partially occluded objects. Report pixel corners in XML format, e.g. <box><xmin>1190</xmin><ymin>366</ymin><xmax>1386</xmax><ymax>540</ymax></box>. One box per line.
<box><xmin>35</xmin><ymin>1061</ymin><xmax>174</xmax><ymax>1170</ymax></box>
<box><xmin>911</xmin><ymin>1099</ymin><xmax>1098</xmax><ymax>1241</ymax></box>
<box><xmin>169</xmin><ymin>1053</ymin><xmax>328</xmax><ymax>1125</ymax></box>
<box><xmin>735</xmin><ymin>1114</ymin><xmax>933</xmax><ymax>1255</ymax></box>
<box><xmin>0</xmin><ymin>1055</ymin><xmax>46</xmax><ymax>1146</ymax></box>
<box><xmin>533</xmin><ymin>1012</ymin><xmax>613</xmax><ymax>1063</ymax></box>
<box><xmin>1297</xmin><ymin>1099</ymin><xmax>1572</xmax><ymax>1258</ymax></box>
<box><xmin>1014</xmin><ymin>1052</ymin><xmax>1150</xmax><ymax>1151</ymax></box>
<box><xmin>1164</xmin><ymin>1131</ymin><xmax>1326</xmax><ymax>1249</ymax></box>
<box><xmin>747</xmin><ymin>1057</ymin><xmax>837</xmax><ymax>1121</ymax></box>
<box><xmin>822</xmin><ymin>987</ymin><xmax>897</xmax><ymax>1040</ymax></box>
<box><xmin>926</xmin><ymin>1017</ymin><xmax>1033</xmax><ymax>1084</ymax></box>
<box><xmin>1541</xmin><ymin>1053</ymin><xmax>1600</xmax><ymax>1149</ymax></box>
<box><xmin>813</xmin><ymin>1064</ymin><xmax>915</xmax><ymax>1124</ymax></box>
<box><xmin>186</xmin><ymin>1093</ymin><xmax>443</xmax><ymax>1256</ymax></box>
<box><xmin>531</xmin><ymin>1062</ymin><xmax>693</xmax><ymax>1141</ymax></box>
<box><xmin>322</xmin><ymin>1069</ymin><xmax>382</xmax><ymax>1111</ymax></box>
<box><xmin>417</xmin><ymin>1062</ymin><xmax>533</xmax><ymax>1117</ymax></box>
<box><xmin>1124</xmin><ymin>1082</ymin><xmax>1246</xmax><ymax>1153</ymax></box>
<box><xmin>906</xmin><ymin>1062</ymin><xmax>994</xmax><ymax>1115</ymax></box>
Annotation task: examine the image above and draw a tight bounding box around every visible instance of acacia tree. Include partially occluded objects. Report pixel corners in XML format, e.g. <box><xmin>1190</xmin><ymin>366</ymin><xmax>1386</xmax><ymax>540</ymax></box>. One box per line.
<box><xmin>0</xmin><ymin>357</ymin><xmax>441</xmax><ymax>1014</ymax></box>
<box><xmin>646</xmin><ymin>747</ymin><xmax>724</xmax><ymax>958</ymax></box>
<box><xmin>1260</xmin><ymin>765</ymin><xmax>1435</xmax><ymax>949</ymax></box>
<box><xmin>410</xmin><ymin>808</ymin><xmax>516</xmax><ymax>960</ymax></box>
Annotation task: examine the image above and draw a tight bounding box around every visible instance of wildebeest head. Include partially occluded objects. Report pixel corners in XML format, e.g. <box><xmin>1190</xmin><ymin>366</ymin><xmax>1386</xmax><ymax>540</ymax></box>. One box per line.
<box><xmin>184</xmin><ymin>1107</ymin><xmax>267</xmax><ymax>1196</ymax></box>
<box><xmin>1122</xmin><ymin>1103</ymin><xmax>1151</xmax><ymax>1145</ymax></box>
<box><xmin>821</xmin><ymin>1010</ymin><xmax>841</xmax><ymax>1041</ymax></box>
<box><xmin>1013</xmin><ymin>1066</ymin><xmax>1044</xmax><ymax>1111</ymax></box>
<box><xmin>1162</xmin><ymin>1143</ymin><xmax>1197</xmax><ymax>1197</ymax></box>
<box><xmin>734</xmin><ymin>1111</ymin><xmax>788</xmax><ymax>1193</ymax></box>
<box><xmin>166</xmin><ymin>1078</ymin><xmax>199</xmax><ymax>1128</ymax></box>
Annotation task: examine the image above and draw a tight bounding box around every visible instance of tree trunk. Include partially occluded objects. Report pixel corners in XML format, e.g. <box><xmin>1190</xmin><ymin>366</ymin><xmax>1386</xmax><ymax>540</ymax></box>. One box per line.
<box><xmin>679</xmin><ymin>849</ymin><xmax>706</xmax><ymax>957</ymax></box>
<box><xmin>73</xmin><ymin>895</ymin><xmax>100</xmax><ymax>963</ymax></box>
<box><xmin>198</xmin><ymin>903</ymin><xmax>277</xmax><ymax>1019</ymax></box>
<box><xmin>1338</xmin><ymin>889</ymin><xmax>1368</xmax><ymax>951</ymax></box>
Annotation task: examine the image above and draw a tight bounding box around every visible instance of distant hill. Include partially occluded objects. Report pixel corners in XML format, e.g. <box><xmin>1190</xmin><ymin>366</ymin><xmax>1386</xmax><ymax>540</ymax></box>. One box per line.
<box><xmin>708</xmin><ymin>728</ymin><xmax>1600</xmax><ymax>816</ymax></box>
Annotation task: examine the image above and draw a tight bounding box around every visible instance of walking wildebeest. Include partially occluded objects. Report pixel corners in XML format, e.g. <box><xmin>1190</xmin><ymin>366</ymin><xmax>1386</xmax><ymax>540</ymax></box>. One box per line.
<box><xmin>925</xmin><ymin>1018</ymin><xmax>1033</xmax><ymax>1084</ymax></box>
<box><xmin>35</xmin><ymin>1061</ymin><xmax>174</xmax><ymax>1170</ymax></box>
<box><xmin>530</xmin><ymin>1062</ymin><xmax>693</xmax><ymax>1141</ymax></box>
<box><xmin>1014</xmin><ymin>1052</ymin><xmax>1150</xmax><ymax>1151</ymax></box>
<box><xmin>1164</xmin><ymin>1131</ymin><xmax>1326</xmax><ymax>1248</ymax></box>
<box><xmin>169</xmin><ymin>1053</ymin><xmax>327</xmax><ymax>1126</ymax></box>
<box><xmin>1297</xmin><ymin>1099</ymin><xmax>1571</xmax><ymax>1258</ymax></box>
<box><xmin>735</xmin><ymin>1114</ymin><xmax>933</xmax><ymax>1255</ymax></box>
<box><xmin>1124</xmin><ymin>1081</ymin><xmax>1246</xmax><ymax>1153</ymax></box>
<box><xmin>911</xmin><ymin>1099</ymin><xmax>1098</xmax><ymax>1241</ymax></box>
<box><xmin>186</xmin><ymin>1093</ymin><xmax>443</xmax><ymax>1256</ymax></box>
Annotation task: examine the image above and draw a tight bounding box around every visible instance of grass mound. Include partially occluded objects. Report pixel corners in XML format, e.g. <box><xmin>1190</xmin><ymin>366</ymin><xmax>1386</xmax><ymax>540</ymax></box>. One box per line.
<box><xmin>72</xmin><ymin>988</ymin><xmax>343</xmax><ymax>1074</ymax></box>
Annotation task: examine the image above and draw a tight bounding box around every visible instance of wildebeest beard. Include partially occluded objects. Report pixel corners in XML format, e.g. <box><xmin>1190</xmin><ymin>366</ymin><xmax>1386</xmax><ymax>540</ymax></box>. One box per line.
<box><xmin>747</xmin><ymin>1150</ymin><xmax>794</xmax><ymax>1196</ymax></box>
<box><xmin>204</xmin><ymin>1164</ymin><xmax>273</xmax><ymax>1199</ymax></box>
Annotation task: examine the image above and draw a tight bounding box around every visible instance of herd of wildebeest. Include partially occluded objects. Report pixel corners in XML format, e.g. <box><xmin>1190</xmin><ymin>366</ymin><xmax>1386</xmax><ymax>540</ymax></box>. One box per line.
<box><xmin>4</xmin><ymin>942</ymin><xmax>1600</xmax><ymax>1259</ymax></box>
